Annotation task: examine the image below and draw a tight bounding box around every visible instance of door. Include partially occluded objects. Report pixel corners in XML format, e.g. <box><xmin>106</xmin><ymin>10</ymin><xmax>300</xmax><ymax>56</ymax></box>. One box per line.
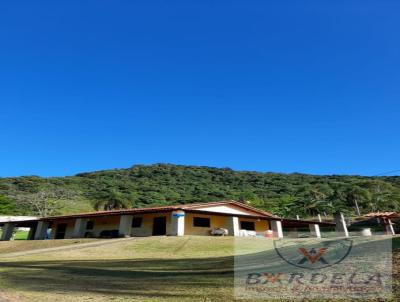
<box><xmin>152</xmin><ymin>217</ymin><xmax>166</xmax><ymax>235</ymax></box>
<box><xmin>55</xmin><ymin>223</ymin><xmax>67</xmax><ymax>239</ymax></box>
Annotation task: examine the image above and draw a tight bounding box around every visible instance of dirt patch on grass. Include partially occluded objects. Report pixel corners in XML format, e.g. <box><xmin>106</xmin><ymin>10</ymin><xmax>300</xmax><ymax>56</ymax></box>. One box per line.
<box><xmin>0</xmin><ymin>291</ymin><xmax>27</xmax><ymax>302</ymax></box>
<box><xmin>0</xmin><ymin>239</ymin><xmax>97</xmax><ymax>255</ymax></box>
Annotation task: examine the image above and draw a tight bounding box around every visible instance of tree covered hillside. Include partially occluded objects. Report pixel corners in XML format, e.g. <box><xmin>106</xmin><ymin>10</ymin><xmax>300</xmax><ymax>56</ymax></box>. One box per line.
<box><xmin>0</xmin><ymin>164</ymin><xmax>399</xmax><ymax>218</ymax></box>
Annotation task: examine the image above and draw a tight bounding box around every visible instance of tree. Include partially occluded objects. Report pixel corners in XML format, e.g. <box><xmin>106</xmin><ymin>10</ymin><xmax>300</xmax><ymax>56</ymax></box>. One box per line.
<box><xmin>264</xmin><ymin>195</ymin><xmax>299</xmax><ymax>217</ymax></box>
<box><xmin>0</xmin><ymin>195</ymin><xmax>18</xmax><ymax>215</ymax></box>
<box><xmin>12</xmin><ymin>189</ymin><xmax>66</xmax><ymax>216</ymax></box>
<box><xmin>0</xmin><ymin>164</ymin><xmax>399</xmax><ymax>216</ymax></box>
<box><xmin>364</xmin><ymin>181</ymin><xmax>394</xmax><ymax>212</ymax></box>
<box><xmin>344</xmin><ymin>186</ymin><xmax>371</xmax><ymax>216</ymax></box>
<box><xmin>92</xmin><ymin>190</ymin><xmax>131</xmax><ymax>211</ymax></box>
<box><xmin>328</xmin><ymin>188</ymin><xmax>349</xmax><ymax>215</ymax></box>
<box><xmin>237</xmin><ymin>190</ymin><xmax>259</xmax><ymax>204</ymax></box>
<box><xmin>294</xmin><ymin>185</ymin><xmax>333</xmax><ymax>217</ymax></box>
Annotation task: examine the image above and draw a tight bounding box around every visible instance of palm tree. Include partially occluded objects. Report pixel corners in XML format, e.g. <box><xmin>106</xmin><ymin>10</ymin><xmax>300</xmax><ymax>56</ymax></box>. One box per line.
<box><xmin>93</xmin><ymin>190</ymin><xmax>130</xmax><ymax>211</ymax></box>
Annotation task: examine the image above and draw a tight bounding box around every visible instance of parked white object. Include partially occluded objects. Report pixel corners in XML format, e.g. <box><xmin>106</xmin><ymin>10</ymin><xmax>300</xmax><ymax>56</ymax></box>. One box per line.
<box><xmin>210</xmin><ymin>228</ymin><xmax>228</xmax><ymax>236</ymax></box>
<box><xmin>360</xmin><ymin>228</ymin><xmax>372</xmax><ymax>236</ymax></box>
<box><xmin>239</xmin><ymin>229</ymin><xmax>248</xmax><ymax>237</ymax></box>
<box><xmin>239</xmin><ymin>229</ymin><xmax>257</xmax><ymax>237</ymax></box>
<box><xmin>246</xmin><ymin>230</ymin><xmax>257</xmax><ymax>237</ymax></box>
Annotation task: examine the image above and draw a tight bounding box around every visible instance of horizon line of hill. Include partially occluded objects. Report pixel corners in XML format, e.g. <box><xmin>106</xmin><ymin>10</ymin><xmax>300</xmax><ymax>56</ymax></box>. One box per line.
<box><xmin>0</xmin><ymin>163</ymin><xmax>398</xmax><ymax>218</ymax></box>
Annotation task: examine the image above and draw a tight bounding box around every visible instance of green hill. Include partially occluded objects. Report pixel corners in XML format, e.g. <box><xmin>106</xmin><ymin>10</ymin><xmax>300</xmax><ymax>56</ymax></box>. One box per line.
<box><xmin>0</xmin><ymin>163</ymin><xmax>399</xmax><ymax>217</ymax></box>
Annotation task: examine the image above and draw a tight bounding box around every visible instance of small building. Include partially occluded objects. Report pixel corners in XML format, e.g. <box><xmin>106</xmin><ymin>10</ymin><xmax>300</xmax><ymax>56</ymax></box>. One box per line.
<box><xmin>363</xmin><ymin>212</ymin><xmax>399</xmax><ymax>235</ymax></box>
<box><xmin>0</xmin><ymin>200</ymin><xmax>334</xmax><ymax>240</ymax></box>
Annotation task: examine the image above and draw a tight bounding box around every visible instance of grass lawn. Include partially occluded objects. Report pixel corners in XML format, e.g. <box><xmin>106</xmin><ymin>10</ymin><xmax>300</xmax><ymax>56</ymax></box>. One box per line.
<box><xmin>0</xmin><ymin>229</ymin><xmax>30</xmax><ymax>241</ymax></box>
<box><xmin>0</xmin><ymin>236</ymin><xmax>398</xmax><ymax>302</ymax></box>
<box><xmin>13</xmin><ymin>230</ymin><xmax>28</xmax><ymax>240</ymax></box>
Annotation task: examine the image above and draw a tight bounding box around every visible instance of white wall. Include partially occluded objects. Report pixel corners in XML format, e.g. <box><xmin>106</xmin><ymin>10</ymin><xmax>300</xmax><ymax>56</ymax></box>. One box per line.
<box><xmin>191</xmin><ymin>204</ymin><xmax>259</xmax><ymax>216</ymax></box>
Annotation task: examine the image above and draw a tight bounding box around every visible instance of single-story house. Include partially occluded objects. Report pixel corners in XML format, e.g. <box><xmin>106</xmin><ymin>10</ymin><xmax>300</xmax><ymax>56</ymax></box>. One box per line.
<box><xmin>0</xmin><ymin>200</ymin><xmax>335</xmax><ymax>241</ymax></box>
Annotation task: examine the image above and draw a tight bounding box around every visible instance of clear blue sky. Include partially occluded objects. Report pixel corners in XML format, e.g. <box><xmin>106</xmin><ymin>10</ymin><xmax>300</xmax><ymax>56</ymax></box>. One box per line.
<box><xmin>1</xmin><ymin>1</ymin><xmax>399</xmax><ymax>177</ymax></box>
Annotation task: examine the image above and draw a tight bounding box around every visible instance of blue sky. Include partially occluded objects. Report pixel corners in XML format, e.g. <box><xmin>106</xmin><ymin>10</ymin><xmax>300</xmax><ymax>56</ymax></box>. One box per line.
<box><xmin>0</xmin><ymin>1</ymin><xmax>399</xmax><ymax>177</ymax></box>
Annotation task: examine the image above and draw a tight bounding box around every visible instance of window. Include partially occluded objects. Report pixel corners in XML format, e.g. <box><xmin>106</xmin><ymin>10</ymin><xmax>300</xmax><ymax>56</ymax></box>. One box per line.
<box><xmin>132</xmin><ymin>217</ymin><xmax>142</xmax><ymax>228</ymax></box>
<box><xmin>86</xmin><ymin>221</ymin><xmax>94</xmax><ymax>230</ymax></box>
<box><xmin>240</xmin><ymin>221</ymin><xmax>255</xmax><ymax>231</ymax></box>
<box><xmin>193</xmin><ymin>217</ymin><xmax>210</xmax><ymax>227</ymax></box>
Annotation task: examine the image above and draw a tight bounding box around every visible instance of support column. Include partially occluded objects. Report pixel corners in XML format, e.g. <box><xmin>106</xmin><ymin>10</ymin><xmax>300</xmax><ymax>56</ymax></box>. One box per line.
<box><xmin>227</xmin><ymin>216</ymin><xmax>240</xmax><ymax>236</ymax></box>
<box><xmin>27</xmin><ymin>225</ymin><xmax>36</xmax><ymax>240</ymax></box>
<box><xmin>118</xmin><ymin>215</ymin><xmax>133</xmax><ymax>237</ymax></box>
<box><xmin>385</xmin><ymin>218</ymin><xmax>395</xmax><ymax>235</ymax></box>
<box><xmin>271</xmin><ymin>220</ymin><xmax>283</xmax><ymax>239</ymax></box>
<box><xmin>1</xmin><ymin>223</ymin><xmax>15</xmax><ymax>241</ymax></box>
<box><xmin>72</xmin><ymin>218</ymin><xmax>88</xmax><ymax>238</ymax></box>
<box><xmin>309</xmin><ymin>224</ymin><xmax>321</xmax><ymax>238</ymax></box>
<box><xmin>34</xmin><ymin>221</ymin><xmax>49</xmax><ymax>240</ymax></box>
<box><xmin>334</xmin><ymin>213</ymin><xmax>349</xmax><ymax>238</ymax></box>
<box><xmin>171</xmin><ymin>211</ymin><xmax>185</xmax><ymax>236</ymax></box>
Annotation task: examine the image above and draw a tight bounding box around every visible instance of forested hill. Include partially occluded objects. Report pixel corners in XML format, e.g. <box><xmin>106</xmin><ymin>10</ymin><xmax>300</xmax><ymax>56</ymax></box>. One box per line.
<box><xmin>0</xmin><ymin>164</ymin><xmax>399</xmax><ymax>218</ymax></box>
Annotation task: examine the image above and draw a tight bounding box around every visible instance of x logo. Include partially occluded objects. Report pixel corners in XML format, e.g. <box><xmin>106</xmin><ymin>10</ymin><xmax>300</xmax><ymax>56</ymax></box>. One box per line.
<box><xmin>262</xmin><ymin>273</ymin><xmax>284</xmax><ymax>283</ymax></box>
<box><xmin>298</xmin><ymin>247</ymin><xmax>328</xmax><ymax>264</ymax></box>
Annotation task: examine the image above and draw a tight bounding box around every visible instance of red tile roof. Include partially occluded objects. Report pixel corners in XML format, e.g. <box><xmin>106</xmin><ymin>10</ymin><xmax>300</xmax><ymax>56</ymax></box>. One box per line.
<box><xmin>364</xmin><ymin>212</ymin><xmax>400</xmax><ymax>219</ymax></box>
<box><xmin>38</xmin><ymin>200</ymin><xmax>279</xmax><ymax>221</ymax></box>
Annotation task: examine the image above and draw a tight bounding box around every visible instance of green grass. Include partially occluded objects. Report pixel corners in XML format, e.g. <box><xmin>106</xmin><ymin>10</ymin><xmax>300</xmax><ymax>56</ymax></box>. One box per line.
<box><xmin>0</xmin><ymin>229</ymin><xmax>29</xmax><ymax>240</ymax></box>
<box><xmin>0</xmin><ymin>236</ymin><xmax>398</xmax><ymax>302</ymax></box>
<box><xmin>13</xmin><ymin>230</ymin><xmax>29</xmax><ymax>240</ymax></box>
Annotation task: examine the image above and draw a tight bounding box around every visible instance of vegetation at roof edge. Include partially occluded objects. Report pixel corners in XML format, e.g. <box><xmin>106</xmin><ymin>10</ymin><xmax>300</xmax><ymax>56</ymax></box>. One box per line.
<box><xmin>0</xmin><ymin>163</ymin><xmax>399</xmax><ymax>218</ymax></box>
